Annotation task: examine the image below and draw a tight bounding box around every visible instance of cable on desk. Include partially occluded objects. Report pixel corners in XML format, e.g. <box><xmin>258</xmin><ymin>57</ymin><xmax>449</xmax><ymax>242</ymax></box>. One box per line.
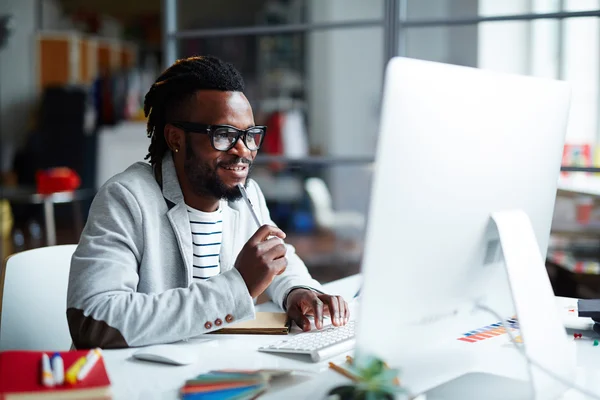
<box><xmin>476</xmin><ymin>303</ymin><xmax>600</xmax><ymax>400</ymax></box>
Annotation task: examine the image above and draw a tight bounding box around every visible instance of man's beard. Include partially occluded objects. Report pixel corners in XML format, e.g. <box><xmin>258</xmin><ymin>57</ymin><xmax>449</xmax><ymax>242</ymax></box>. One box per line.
<box><xmin>183</xmin><ymin>138</ymin><xmax>252</xmax><ymax>202</ymax></box>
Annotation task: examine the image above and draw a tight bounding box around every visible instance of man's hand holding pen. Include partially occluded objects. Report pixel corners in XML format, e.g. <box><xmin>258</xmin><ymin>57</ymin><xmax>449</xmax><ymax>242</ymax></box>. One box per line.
<box><xmin>235</xmin><ymin>225</ymin><xmax>287</xmax><ymax>298</ymax></box>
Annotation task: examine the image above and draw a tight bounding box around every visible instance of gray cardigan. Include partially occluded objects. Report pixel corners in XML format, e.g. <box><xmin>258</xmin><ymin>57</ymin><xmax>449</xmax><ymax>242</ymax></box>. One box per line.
<box><xmin>66</xmin><ymin>154</ymin><xmax>323</xmax><ymax>349</ymax></box>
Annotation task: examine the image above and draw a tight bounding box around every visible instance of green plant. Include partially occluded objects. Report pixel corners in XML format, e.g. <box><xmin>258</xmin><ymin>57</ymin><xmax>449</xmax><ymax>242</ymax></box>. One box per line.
<box><xmin>327</xmin><ymin>356</ymin><xmax>407</xmax><ymax>400</ymax></box>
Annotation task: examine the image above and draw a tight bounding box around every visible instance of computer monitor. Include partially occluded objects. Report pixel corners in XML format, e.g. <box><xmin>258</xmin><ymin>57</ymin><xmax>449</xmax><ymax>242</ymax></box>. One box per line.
<box><xmin>355</xmin><ymin>57</ymin><xmax>574</xmax><ymax>399</ymax></box>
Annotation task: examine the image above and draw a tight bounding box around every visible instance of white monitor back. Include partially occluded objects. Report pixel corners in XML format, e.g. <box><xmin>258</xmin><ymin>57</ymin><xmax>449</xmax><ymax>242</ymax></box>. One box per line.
<box><xmin>356</xmin><ymin>57</ymin><xmax>573</xmax><ymax>398</ymax></box>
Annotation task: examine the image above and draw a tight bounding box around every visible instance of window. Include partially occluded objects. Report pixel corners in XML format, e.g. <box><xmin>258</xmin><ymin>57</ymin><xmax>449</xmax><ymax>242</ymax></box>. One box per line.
<box><xmin>163</xmin><ymin>0</ymin><xmax>600</xmax><ymax>280</ymax></box>
<box><xmin>401</xmin><ymin>0</ymin><xmax>600</xmax><ymax>152</ymax></box>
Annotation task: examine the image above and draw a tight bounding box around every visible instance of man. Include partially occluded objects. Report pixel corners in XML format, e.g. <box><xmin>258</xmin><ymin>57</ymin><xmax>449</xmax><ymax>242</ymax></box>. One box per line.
<box><xmin>66</xmin><ymin>56</ymin><xmax>350</xmax><ymax>349</ymax></box>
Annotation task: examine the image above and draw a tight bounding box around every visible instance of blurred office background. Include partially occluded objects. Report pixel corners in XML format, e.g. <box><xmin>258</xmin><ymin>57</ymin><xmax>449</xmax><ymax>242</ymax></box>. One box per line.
<box><xmin>1</xmin><ymin>0</ymin><xmax>600</xmax><ymax>292</ymax></box>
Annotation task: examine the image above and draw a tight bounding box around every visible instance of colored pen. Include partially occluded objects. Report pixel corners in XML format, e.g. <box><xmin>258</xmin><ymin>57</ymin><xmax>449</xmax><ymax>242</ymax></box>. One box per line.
<box><xmin>328</xmin><ymin>362</ymin><xmax>359</xmax><ymax>382</ymax></box>
<box><xmin>65</xmin><ymin>356</ymin><xmax>87</xmax><ymax>385</ymax></box>
<box><xmin>51</xmin><ymin>353</ymin><xmax>64</xmax><ymax>385</ymax></box>
<box><xmin>237</xmin><ymin>183</ymin><xmax>262</xmax><ymax>228</ymax></box>
<box><xmin>41</xmin><ymin>353</ymin><xmax>55</xmax><ymax>387</ymax></box>
<box><xmin>77</xmin><ymin>348</ymin><xmax>102</xmax><ymax>382</ymax></box>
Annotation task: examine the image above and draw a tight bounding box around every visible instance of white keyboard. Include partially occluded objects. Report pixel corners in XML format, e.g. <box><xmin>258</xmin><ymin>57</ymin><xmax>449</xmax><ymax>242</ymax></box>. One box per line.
<box><xmin>258</xmin><ymin>320</ymin><xmax>356</xmax><ymax>362</ymax></box>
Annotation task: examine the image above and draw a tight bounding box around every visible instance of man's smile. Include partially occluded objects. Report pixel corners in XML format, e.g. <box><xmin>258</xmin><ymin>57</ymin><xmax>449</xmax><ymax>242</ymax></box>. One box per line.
<box><xmin>220</xmin><ymin>163</ymin><xmax>247</xmax><ymax>171</ymax></box>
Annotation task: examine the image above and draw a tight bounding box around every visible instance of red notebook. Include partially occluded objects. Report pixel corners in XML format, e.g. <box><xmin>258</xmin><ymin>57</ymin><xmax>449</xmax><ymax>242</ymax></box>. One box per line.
<box><xmin>0</xmin><ymin>350</ymin><xmax>111</xmax><ymax>399</ymax></box>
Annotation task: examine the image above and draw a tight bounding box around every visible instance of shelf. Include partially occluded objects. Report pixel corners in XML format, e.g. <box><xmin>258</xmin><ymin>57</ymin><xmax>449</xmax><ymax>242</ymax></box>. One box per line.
<box><xmin>547</xmin><ymin>250</ymin><xmax>600</xmax><ymax>275</ymax></box>
<box><xmin>253</xmin><ymin>155</ymin><xmax>375</xmax><ymax>166</ymax></box>
<box><xmin>560</xmin><ymin>167</ymin><xmax>600</xmax><ymax>173</ymax></box>
<box><xmin>551</xmin><ymin>222</ymin><xmax>600</xmax><ymax>237</ymax></box>
<box><xmin>249</xmin><ymin>163</ymin><xmax>600</xmax><ymax>169</ymax></box>
<box><xmin>557</xmin><ymin>186</ymin><xmax>600</xmax><ymax>198</ymax></box>
<box><xmin>0</xmin><ymin>187</ymin><xmax>96</xmax><ymax>205</ymax></box>
<box><xmin>556</xmin><ymin>175</ymin><xmax>600</xmax><ymax>198</ymax></box>
<box><xmin>246</xmin><ymin>163</ymin><xmax>596</xmax><ymax>169</ymax></box>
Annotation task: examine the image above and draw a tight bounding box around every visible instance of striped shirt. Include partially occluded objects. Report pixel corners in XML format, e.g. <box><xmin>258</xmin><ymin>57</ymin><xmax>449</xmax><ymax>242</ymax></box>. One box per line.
<box><xmin>187</xmin><ymin>204</ymin><xmax>223</xmax><ymax>281</ymax></box>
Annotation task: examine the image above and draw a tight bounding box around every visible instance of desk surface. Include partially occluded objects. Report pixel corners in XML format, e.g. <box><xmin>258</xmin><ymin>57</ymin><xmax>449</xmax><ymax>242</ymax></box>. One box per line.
<box><xmin>101</xmin><ymin>275</ymin><xmax>600</xmax><ymax>400</ymax></box>
<box><xmin>102</xmin><ymin>276</ymin><xmax>360</xmax><ymax>400</ymax></box>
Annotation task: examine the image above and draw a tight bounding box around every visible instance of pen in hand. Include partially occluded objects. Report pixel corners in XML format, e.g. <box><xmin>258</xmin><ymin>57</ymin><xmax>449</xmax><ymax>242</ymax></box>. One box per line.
<box><xmin>237</xmin><ymin>183</ymin><xmax>285</xmax><ymax>245</ymax></box>
<box><xmin>237</xmin><ymin>183</ymin><xmax>262</xmax><ymax>229</ymax></box>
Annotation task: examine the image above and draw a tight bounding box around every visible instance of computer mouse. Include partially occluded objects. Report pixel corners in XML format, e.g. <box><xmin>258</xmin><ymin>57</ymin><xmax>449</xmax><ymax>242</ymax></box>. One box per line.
<box><xmin>132</xmin><ymin>345</ymin><xmax>198</xmax><ymax>366</ymax></box>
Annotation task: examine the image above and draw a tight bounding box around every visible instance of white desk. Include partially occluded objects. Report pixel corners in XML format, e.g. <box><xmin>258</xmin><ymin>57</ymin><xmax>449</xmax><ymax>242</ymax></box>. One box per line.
<box><xmin>102</xmin><ymin>276</ymin><xmax>360</xmax><ymax>400</ymax></box>
<box><xmin>101</xmin><ymin>275</ymin><xmax>600</xmax><ymax>400</ymax></box>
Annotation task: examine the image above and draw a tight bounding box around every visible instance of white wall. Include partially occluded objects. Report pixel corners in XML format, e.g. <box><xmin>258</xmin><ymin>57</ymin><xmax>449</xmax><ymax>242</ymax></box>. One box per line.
<box><xmin>307</xmin><ymin>0</ymin><xmax>384</xmax><ymax>216</ymax></box>
<box><xmin>0</xmin><ymin>0</ymin><xmax>37</xmax><ymax>171</ymax></box>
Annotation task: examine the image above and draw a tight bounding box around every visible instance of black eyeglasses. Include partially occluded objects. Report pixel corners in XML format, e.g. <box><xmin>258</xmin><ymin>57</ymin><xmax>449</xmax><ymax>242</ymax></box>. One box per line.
<box><xmin>170</xmin><ymin>121</ymin><xmax>267</xmax><ymax>152</ymax></box>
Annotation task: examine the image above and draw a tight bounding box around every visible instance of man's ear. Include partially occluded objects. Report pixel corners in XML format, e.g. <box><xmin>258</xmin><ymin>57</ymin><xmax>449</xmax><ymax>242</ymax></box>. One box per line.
<box><xmin>164</xmin><ymin>124</ymin><xmax>184</xmax><ymax>153</ymax></box>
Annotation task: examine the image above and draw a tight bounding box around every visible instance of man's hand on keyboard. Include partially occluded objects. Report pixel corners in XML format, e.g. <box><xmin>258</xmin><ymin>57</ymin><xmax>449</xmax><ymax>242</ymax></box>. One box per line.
<box><xmin>286</xmin><ymin>289</ymin><xmax>350</xmax><ymax>332</ymax></box>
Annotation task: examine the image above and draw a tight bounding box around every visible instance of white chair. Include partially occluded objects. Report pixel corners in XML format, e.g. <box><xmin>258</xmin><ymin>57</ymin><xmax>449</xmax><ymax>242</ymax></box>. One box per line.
<box><xmin>304</xmin><ymin>177</ymin><xmax>366</xmax><ymax>264</ymax></box>
<box><xmin>305</xmin><ymin>177</ymin><xmax>365</xmax><ymax>233</ymax></box>
<box><xmin>0</xmin><ymin>244</ymin><xmax>76</xmax><ymax>351</ymax></box>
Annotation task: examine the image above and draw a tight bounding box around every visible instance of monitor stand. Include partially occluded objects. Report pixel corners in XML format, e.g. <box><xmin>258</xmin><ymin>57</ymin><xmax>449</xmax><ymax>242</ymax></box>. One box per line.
<box><xmin>393</xmin><ymin>210</ymin><xmax>575</xmax><ymax>399</ymax></box>
<box><xmin>354</xmin><ymin>210</ymin><xmax>576</xmax><ymax>399</ymax></box>
<box><xmin>483</xmin><ymin>210</ymin><xmax>576</xmax><ymax>399</ymax></box>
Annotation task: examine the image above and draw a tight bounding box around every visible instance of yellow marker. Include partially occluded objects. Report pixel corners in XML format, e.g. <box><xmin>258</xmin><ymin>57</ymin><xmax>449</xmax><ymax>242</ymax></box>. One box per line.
<box><xmin>77</xmin><ymin>349</ymin><xmax>102</xmax><ymax>381</ymax></box>
<box><xmin>65</xmin><ymin>356</ymin><xmax>87</xmax><ymax>385</ymax></box>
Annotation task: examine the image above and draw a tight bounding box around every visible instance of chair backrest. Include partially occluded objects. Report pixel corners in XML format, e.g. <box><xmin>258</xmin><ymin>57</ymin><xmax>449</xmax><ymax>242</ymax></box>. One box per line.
<box><xmin>305</xmin><ymin>177</ymin><xmax>334</xmax><ymax>228</ymax></box>
<box><xmin>0</xmin><ymin>244</ymin><xmax>76</xmax><ymax>351</ymax></box>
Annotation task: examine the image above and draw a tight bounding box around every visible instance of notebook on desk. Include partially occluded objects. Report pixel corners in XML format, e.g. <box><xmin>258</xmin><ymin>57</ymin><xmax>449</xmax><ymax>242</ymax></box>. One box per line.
<box><xmin>181</xmin><ymin>370</ymin><xmax>271</xmax><ymax>399</ymax></box>
<box><xmin>209</xmin><ymin>312</ymin><xmax>289</xmax><ymax>335</ymax></box>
